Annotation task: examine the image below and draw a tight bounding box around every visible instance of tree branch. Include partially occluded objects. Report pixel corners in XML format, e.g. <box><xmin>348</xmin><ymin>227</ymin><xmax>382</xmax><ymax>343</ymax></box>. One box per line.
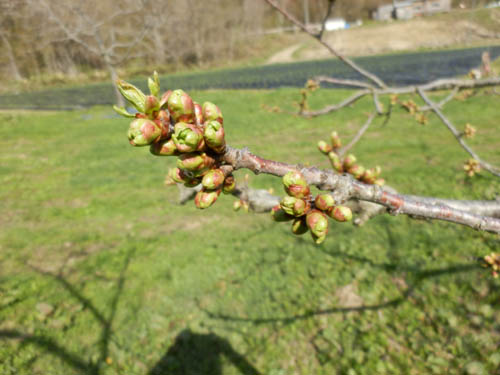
<box><xmin>338</xmin><ymin>112</ymin><xmax>376</xmax><ymax>157</ymax></box>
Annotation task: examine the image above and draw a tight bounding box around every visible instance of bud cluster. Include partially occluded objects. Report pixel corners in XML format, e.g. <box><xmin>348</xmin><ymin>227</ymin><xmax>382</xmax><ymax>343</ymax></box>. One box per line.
<box><xmin>463</xmin><ymin>158</ymin><xmax>480</xmax><ymax>177</ymax></box>
<box><xmin>317</xmin><ymin>131</ymin><xmax>385</xmax><ymax>186</ymax></box>
<box><xmin>115</xmin><ymin>73</ymin><xmax>234</xmax><ymax>210</ymax></box>
<box><xmin>401</xmin><ymin>99</ymin><xmax>418</xmax><ymax>115</ymax></box>
<box><xmin>483</xmin><ymin>252</ymin><xmax>500</xmax><ymax>278</ymax></box>
<box><xmin>271</xmin><ymin>171</ymin><xmax>353</xmax><ymax>244</ymax></box>
<box><xmin>298</xmin><ymin>79</ymin><xmax>320</xmax><ymax>113</ymax></box>
<box><xmin>463</xmin><ymin>123</ymin><xmax>476</xmax><ymax>138</ymax></box>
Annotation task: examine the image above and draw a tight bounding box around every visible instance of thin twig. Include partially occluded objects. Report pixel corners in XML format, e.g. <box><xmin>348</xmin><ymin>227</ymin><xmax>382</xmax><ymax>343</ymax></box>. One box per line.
<box><xmin>301</xmin><ymin>90</ymin><xmax>369</xmax><ymax>117</ymax></box>
<box><xmin>338</xmin><ymin>112</ymin><xmax>376</xmax><ymax>157</ymax></box>
<box><xmin>417</xmin><ymin>88</ymin><xmax>500</xmax><ymax>178</ymax></box>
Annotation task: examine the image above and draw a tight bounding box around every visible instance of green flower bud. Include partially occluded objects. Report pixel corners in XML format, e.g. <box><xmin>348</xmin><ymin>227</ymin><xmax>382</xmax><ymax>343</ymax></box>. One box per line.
<box><xmin>306</xmin><ymin>210</ymin><xmax>329</xmax><ymax>244</ymax></box>
<box><xmin>328</xmin><ymin>205</ymin><xmax>353</xmax><ymax>222</ymax></box>
<box><xmin>113</xmin><ymin>105</ymin><xmax>135</xmax><ymax>118</ymax></box>
<box><xmin>194</xmin><ymin>102</ymin><xmax>203</xmax><ymax>126</ymax></box>
<box><xmin>202</xmin><ymin>169</ymin><xmax>225</xmax><ymax>190</ymax></box>
<box><xmin>172</xmin><ymin>122</ymin><xmax>204</xmax><ymax>153</ymax></box>
<box><xmin>168</xmin><ymin>89</ymin><xmax>194</xmax><ymax>123</ymax></box>
<box><xmin>318</xmin><ymin>140</ymin><xmax>332</xmax><ymax>154</ymax></box>
<box><xmin>270</xmin><ymin>205</ymin><xmax>294</xmax><ymax>222</ymax></box>
<box><xmin>145</xmin><ymin>95</ymin><xmax>160</xmax><ymax>116</ymax></box>
<box><xmin>280</xmin><ymin>196</ymin><xmax>310</xmax><ymax>217</ymax></box>
<box><xmin>330</xmin><ymin>131</ymin><xmax>342</xmax><ymax>149</ymax></box>
<box><xmin>127</xmin><ymin>118</ymin><xmax>162</xmax><ymax>146</ymax></box>
<box><xmin>202</xmin><ymin>101</ymin><xmax>223</xmax><ymax>124</ymax></box>
<box><xmin>159</xmin><ymin>90</ymin><xmax>172</xmax><ymax>109</ymax></box>
<box><xmin>177</xmin><ymin>152</ymin><xmax>205</xmax><ymax>171</ymax></box>
<box><xmin>362</xmin><ymin>168</ymin><xmax>376</xmax><ymax>184</ymax></box>
<box><xmin>194</xmin><ymin>189</ymin><xmax>221</xmax><ymax>209</ymax></box>
<box><xmin>168</xmin><ymin>167</ymin><xmax>187</xmax><ymax>184</ymax></box>
<box><xmin>233</xmin><ymin>200</ymin><xmax>242</xmax><ymax>211</ymax></box>
<box><xmin>282</xmin><ymin>171</ymin><xmax>308</xmax><ymax>189</ymax></box>
<box><xmin>203</xmin><ymin>120</ymin><xmax>226</xmax><ymax>153</ymax></box>
<box><xmin>242</xmin><ymin>201</ymin><xmax>249</xmax><ymax>213</ymax></box>
<box><xmin>291</xmin><ymin>217</ymin><xmax>309</xmax><ymax>235</ymax></box>
<box><xmin>150</xmin><ymin>138</ymin><xmax>178</xmax><ymax>156</ymax></box>
<box><xmin>315</xmin><ymin>194</ymin><xmax>335</xmax><ymax>212</ymax></box>
<box><xmin>223</xmin><ymin>175</ymin><xmax>236</xmax><ymax>194</ymax></box>
<box><xmin>328</xmin><ymin>151</ymin><xmax>343</xmax><ymax>172</ymax></box>
<box><xmin>373</xmin><ymin>166</ymin><xmax>382</xmax><ymax>178</ymax></box>
<box><xmin>348</xmin><ymin>165</ymin><xmax>365</xmax><ymax>180</ymax></box>
<box><xmin>343</xmin><ymin>154</ymin><xmax>357</xmax><ymax>170</ymax></box>
<box><xmin>148</xmin><ymin>71</ymin><xmax>160</xmax><ymax>98</ymax></box>
<box><xmin>116</xmin><ymin>79</ymin><xmax>146</xmax><ymax>113</ymax></box>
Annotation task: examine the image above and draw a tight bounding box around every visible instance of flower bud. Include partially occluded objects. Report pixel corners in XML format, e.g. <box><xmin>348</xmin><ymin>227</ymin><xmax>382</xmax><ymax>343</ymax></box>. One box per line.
<box><xmin>270</xmin><ymin>205</ymin><xmax>294</xmax><ymax>222</ymax></box>
<box><xmin>150</xmin><ymin>138</ymin><xmax>178</xmax><ymax>156</ymax></box>
<box><xmin>317</xmin><ymin>140</ymin><xmax>332</xmax><ymax>154</ymax></box>
<box><xmin>145</xmin><ymin>95</ymin><xmax>160</xmax><ymax>116</ymax></box>
<box><xmin>202</xmin><ymin>169</ymin><xmax>225</xmax><ymax>190</ymax></box>
<box><xmin>347</xmin><ymin>164</ymin><xmax>365</xmax><ymax>180</ymax></box>
<box><xmin>223</xmin><ymin>175</ymin><xmax>236</xmax><ymax>194</ymax></box>
<box><xmin>172</xmin><ymin>122</ymin><xmax>204</xmax><ymax>153</ymax></box>
<box><xmin>233</xmin><ymin>200</ymin><xmax>242</xmax><ymax>211</ymax></box>
<box><xmin>168</xmin><ymin>89</ymin><xmax>195</xmax><ymax>123</ymax></box>
<box><xmin>193</xmin><ymin>102</ymin><xmax>203</xmax><ymax>126</ymax></box>
<box><xmin>373</xmin><ymin>166</ymin><xmax>382</xmax><ymax>178</ymax></box>
<box><xmin>177</xmin><ymin>152</ymin><xmax>205</xmax><ymax>171</ymax></box>
<box><xmin>291</xmin><ymin>218</ymin><xmax>309</xmax><ymax>235</ymax></box>
<box><xmin>127</xmin><ymin>118</ymin><xmax>162</xmax><ymax>146</ymax></box>
<box><xmin>113</xmin><ymin>105</ymin><xmax>135</xmax><ymax>118</ymax></box>
<box><xmin>361</xmin><ymin>168</ymin><xmax>376</xmax><ymax>184</ymax></box>
<box><xmin>155</xmin><ymin>110</ymin><xmax>171</xmax><ymax>140</ymax></box>
<box><xmin>374</xmin><ymin>178</ymin><xmax>385</xmax><ymax>186</ymax></box>
<box><xmin>282</xmin><ymin>171</ymin><xmax>310</xmax><ymax>198</ymax></box>
<box><xmin>306</xmin><ymin>210</ymin><xmax>328</xmax><ymax>244</ymax></box>
<box><xmin>280</xmin><ymin>196</ymin><xmax>310</xmax><ymax>217</ymax></box>
<box><xmin>148</xmin><ymin>71</ymin><xmax>160</xmax><ymax>98</ymax></box>
<box><xmin>328</xmin><ymin>152</ymin><xmax>343</xmax><ymax>172</ymax></box>
<box><xmin>330</xmin><ymin>131</ymin><xmax>342</xmax><ymax>149</ymax></box>
<box><xmin>343</xmin><ymin>154</ymin><xmax>357</xmax><ymax>169</ymax></box>
<box><xmin>159</xmin><ymin>90</ymin><xmax>172</xmax><ymax>109</ymax></box>
<box><xmin>202</xmin><ymin>101</ymin><xmax>223</xmax><ymax>124</ymax></box>
<box><xmin>315</xmin><ymin>194</ymin><xmax>335</xmax><ymax>212</ymax></box>
<box><xmin>194</xmin><ymin>189</ymin><xmax>221</xmax><ymax>209</ymax></box>
<box><xmin>116</xmin><ymin>79</ymin><xmax>146</xmax><ymax>113</ymax></box>
<box><xmin>203</xmin><ymin>120</ymin><xmax>226</xmax><ymax>153</ymax></box>
<box><xmin>328</xmin><ymin>205</ymin><xmax>353</xmax><ymax>222</ymax></box>
<box><xmin>168</xmin><ymin>167</ymin><xmax>187</xmax><ymax>184</ymax></box>
<box><xmin>242</xmin><ymin>201</ymin><xmax>249</xmax><ymax>213</ymax></box>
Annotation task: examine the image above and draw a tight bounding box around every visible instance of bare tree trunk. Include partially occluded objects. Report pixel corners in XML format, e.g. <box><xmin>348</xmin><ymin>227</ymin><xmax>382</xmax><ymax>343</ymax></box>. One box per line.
<box><xmin>0</xmin><ymin>32</ymin><xmax>23</xmax><ymax>81</ymax></box>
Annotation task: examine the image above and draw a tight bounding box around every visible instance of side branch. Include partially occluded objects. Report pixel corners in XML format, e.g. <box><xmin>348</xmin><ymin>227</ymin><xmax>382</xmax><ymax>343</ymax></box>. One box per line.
<box><xmin>221</xmin><ymin>146</ymin><xmax>500</xmax><ymax>233</ymax></box>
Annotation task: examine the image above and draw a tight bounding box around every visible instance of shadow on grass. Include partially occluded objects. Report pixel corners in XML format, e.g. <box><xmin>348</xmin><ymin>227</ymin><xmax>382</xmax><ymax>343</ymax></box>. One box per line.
<box><xmin>148</xmin><ymin>329</ymin><xmax>260</xmax><ymax>375</ymax></box>
<box><xmin>0</xmin><ymin>245</ymin><xmax>136</xmax><ymax>375</ymax></box>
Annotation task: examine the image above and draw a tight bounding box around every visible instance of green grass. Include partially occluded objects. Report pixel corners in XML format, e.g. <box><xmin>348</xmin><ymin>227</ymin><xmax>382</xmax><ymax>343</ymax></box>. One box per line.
<box><xmin>1</xmin><ymin>88</ymin><xmax>500</xmax><ymax>375</ymax></box>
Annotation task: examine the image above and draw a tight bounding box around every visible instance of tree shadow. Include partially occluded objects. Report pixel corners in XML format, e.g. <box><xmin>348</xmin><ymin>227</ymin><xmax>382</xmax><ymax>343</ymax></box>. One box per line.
<box><xmin>148</xmin><ymin>329</ymin><xmax>260</xmax><ymax>375</ymax></box>
<box><xmin>0</xmin><ymin>245</ymin><xmax>136</xmax><ymax>375</ymax></box>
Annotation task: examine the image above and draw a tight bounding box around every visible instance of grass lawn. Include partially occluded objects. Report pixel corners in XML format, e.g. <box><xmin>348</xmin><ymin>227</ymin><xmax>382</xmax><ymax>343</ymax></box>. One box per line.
<box><xmin>0</xmin><ymin>88</ymin><xmax>499</xmax><ymax>374</ymax></box>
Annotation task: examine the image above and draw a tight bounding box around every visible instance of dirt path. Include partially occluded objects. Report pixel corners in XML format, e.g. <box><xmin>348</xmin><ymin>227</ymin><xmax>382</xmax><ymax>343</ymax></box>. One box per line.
<box><xmin>266</xmin><ymin>44</ymin><xmax>302</xmax><ymax>64</ymax></box>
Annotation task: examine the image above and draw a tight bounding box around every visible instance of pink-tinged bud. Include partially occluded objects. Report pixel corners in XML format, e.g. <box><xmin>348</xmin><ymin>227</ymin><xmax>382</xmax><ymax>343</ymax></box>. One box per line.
<box><xmin>286</xmin><ymin>184</ymin><xmax>311</xmax><ymax>199</ymax></box>
<box><xmin>280</xmin><ymin>196</ymin><xmax>310</xmax><ymax>217</ymax></box>
<box><xmin>116</xmin><ymin>79</ymin><xmax>146</xmax><ymax>113</ymax></box>
<box><xmin>164</xmin><ymin>174</ymin><xmax>176</xmax><ymax>186</ymax></box>
<box><xmin>168</xmin><ymin>89</ymin><xmax>194</xmax><ymax>123</ymax></box>
<box><xmin>315</xmin><ymin>194</ymin><xmax>335</xmax><ymax>212</ymax></box>
<box><xmin>374</xmin><ymin>178</ymin><xmax>385</xmax><ymax>186</ymax></box>
<box><xmin>306</xmin><ymin>210</ymin><xmax>329</xmax><ymax>244</ymax></box>
<box><xmin>343</xmin><ymin>154</ymin><xmax>357</xmax><ymax>170</ymax></box>
<box><xmin>128</xmin><ymin>118</ymin><xmax>162</xmax><ymax>146</ymax></box>
<box><xmin>347</xmin><ymin>165</ymin><xmax>365</xmax><ymax>180</ymax></box>
<box><xmin>145</xmin><ymin>95</ymin><xmax>160</xmax><ymax>116</ymax></box>
<box><xmin>177</xmin><ymin>153</ymin><xmax>205</xmax><ymax>171</ymax></box>
<box><xmin>203</xmin><ymin>120</ymin><xmax>226</xmax><ymax>153</ymax></box>
<box><xmin>202</xmin><ymin>169</ymin><xmax>225</xmax><ymax>190</ymax></box>
<box><xmin>330</xmin><ymin>131</ymin><xmax>342</xmax><ymax>149</ymax></box>
<box><xmin>168</xmin><ymin>167</ymin><xmax>187</xmax><ymax>184</ymax></box>
<box><xmin>328</xmin><ymin>152</ymin><xmax>343</xmax><ymax>172</ymax></box>
<box><xmin>291</xmin><ymin>218</ymin><xmax>308</xmax><ymax>235</ymax></box>
<box><xmin>362</xmin><ymin>168</ymin><xmax>376</xmax><ymax>184</ymax></box>
<box><xmin>154</xmin><ymin>110</ymin><xmax>171</xmax><ymax>140</ymax></box>
<box><xmin>233</xmin><ymin>200</ymin><xmax>242</xmax><ymax>211</ymax></box>
<box><xmin>150</xmin><ymin>138</ymin><xmax>178</xmax><ymax>156</ymax></box>
<box><xmin>328</xmin><ymin>205</ymin><xmax>352</xmax><ymax>222</ymax></box>
<box><xmin>193</xmin><ymin>102</ymin><xmax>203</xmax><ymax>126</ymax></box>
<box><xmin>223</xmin><ymin>175</ymin><xmax>236</xmax><ymax>194</ymax></box>
<box><xmin>148</xmin><ymin>71</ymin><xmax>160</xmax><ymax>98</ymax></box>
<box><xmin>194</xmin><ymin>189</ymin><xmax>221</xmax><ymax>209</ymax></box>
<box><xmin>113</xmin><ymin>105</ymin><xmax>135</xmax><ymax>118</ymax></box>
<box><xmin>202</xmin><ymin>101</ymin><xmax>223</xmax><ymax>124</ymax></box>
<box><xmin>270</xmin><ymin>205</ymin><xmax>294</xmax><ymax>222</ymax></box>
<box><xmin>318</xmin><ymin>140</ymin><xmax>332</xmax><ymax>154</ymax></box>
<box><xmin>172</xmin><ymin>122</ymin><xmax>204</xmax><ymax>153</ymax></box>
<box><xmin>159</xmin><ymin>90</ymin><xmax>172</xmax><ymax>109</ymax></box>
<box><xmin>283</xmin><ymin>171</ymin><xmax>310</xmax><ymax>198</ymax></box>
